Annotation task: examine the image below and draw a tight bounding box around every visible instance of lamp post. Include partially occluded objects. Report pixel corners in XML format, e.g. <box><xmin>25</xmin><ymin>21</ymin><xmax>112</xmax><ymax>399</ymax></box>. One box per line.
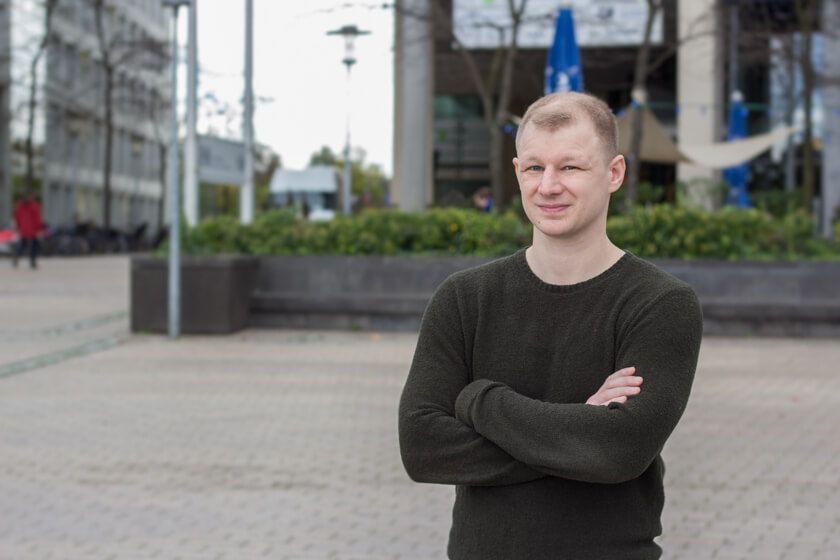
<box><xmin>162</xmin><ymin>0</ymin><xmax>191</xmax><ymax>338</ymax></box>
<box><xmin>327</xmin><ymin>24</ymin><xmax>370</xmax><ymax>215</ymax></box>
<box><xmin>241</xmin><ymin>0</ymin><xmax>254</xmax><ymax>224</ymax></box>
<box><xmin>184</xmin><ymin>0</ymin><xmax>199</xmax><ymax>227</ymax></box>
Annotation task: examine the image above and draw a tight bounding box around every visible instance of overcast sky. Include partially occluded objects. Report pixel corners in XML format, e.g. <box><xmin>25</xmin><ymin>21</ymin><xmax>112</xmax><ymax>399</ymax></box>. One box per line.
<box><xmin>184</xmin><ymin>1</ymin><xmax>394</xmax><ymax>174</ymax></box>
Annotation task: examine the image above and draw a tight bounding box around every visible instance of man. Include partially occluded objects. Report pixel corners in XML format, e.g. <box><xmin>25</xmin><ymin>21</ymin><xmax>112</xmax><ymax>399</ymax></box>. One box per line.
<box><xmin>398</xmin><ymin>92</ymin><xmax>703</xmax><ymax>559</ymax></box>
<box><xmin>471</xmin><ymin>186</ymin><xmax>493</xmax><ymax>213</ymax></box>
<box><xmin>13</xmin><ymin>191</ymin><xmax>44</xmax><ymax>269</ymax></box>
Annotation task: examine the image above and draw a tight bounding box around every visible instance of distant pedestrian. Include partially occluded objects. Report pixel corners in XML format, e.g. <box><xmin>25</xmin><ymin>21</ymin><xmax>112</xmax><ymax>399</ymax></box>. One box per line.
<box><xmin>472</xmin><ymin>186</ymin><xmax>493</xmax><ymax>213</ymax></box>
<box><xmin>12</xmin><ymin>191</ymin><xmax>44</xmax><ymax>269</ymax></box>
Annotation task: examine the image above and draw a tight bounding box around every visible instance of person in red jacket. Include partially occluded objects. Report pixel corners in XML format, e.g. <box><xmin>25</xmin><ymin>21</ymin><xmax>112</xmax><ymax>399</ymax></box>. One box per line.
<box><xmin>12</xmin><ymin>191</ymin><xmax>44</xmax><ymax>269</ymax></box>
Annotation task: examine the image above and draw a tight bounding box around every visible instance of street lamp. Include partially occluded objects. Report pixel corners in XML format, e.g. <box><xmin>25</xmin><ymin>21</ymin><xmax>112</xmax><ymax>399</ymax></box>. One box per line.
<box><xmin>327</xmin><ymin>24</ymin><xmax>370</xmax><ymax>215</ymax></box>
<box><xmin>162</xmin><ymin>0</ymin><xmax>191</xmax><ymax>338</ymax></box>
<box><xmin>241</xmin><ymin>0</ymin><xmax>255</xmax><ymax>225</ymax></box>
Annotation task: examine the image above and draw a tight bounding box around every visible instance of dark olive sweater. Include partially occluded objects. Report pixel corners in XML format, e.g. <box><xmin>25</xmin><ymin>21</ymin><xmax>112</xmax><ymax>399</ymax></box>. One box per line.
<box><xmin>398</xmin><ymin>247</ymin><xmax>703</xmax><ymax>559</ymax></box>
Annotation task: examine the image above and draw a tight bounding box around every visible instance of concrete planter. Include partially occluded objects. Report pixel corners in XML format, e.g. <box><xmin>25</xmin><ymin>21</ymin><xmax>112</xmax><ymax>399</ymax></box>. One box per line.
<box><xmin>131</xmin><ymin>255</ymin><xmax>259</xmax><ymax>334</ymax></box>
<box><xmin>251</xmin><ymin>254</ymin><xmax>840</xmax><ymax>336</ymax></box>
<box><xmin>131</xmin><ymin>252</ymin><xmax>840</xmax><ymax>336</ymax></box>
<box><xmin>651</xmin><ymin>258</ymin><xmax>840</xmax><ymax>337</ymax></box>
<box><xmin>250</xmin><ymin>254</ymin><xmax>490</xmax><ymax>331</ymax></box>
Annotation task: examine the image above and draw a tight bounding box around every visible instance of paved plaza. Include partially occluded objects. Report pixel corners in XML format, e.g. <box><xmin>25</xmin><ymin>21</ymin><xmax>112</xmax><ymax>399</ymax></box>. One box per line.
<box><xmin>1</xmin><ymin>256</ymin><xmax>839</xmax><ymax>559</ymax></box>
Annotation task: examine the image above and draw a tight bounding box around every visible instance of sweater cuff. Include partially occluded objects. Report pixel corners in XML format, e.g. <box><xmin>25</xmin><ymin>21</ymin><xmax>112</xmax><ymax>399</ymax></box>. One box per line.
<box><xmin>455</xmin><ymin>379</ymin><xmax>505</xmax><ymax>429</ymax></box>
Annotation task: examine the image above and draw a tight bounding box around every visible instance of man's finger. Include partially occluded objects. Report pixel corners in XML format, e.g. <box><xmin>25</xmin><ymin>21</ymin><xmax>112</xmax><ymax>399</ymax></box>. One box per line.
<box><xmin>607</xmin><ymin>366</ymin><xmax>636</xmax><ymax>380</ymax></box>
<box><xmin>604</xmin><ymin>375</ymin><xmax>644</xmax><ymax>390</ymax></box>
<box><xmin>602</xmin><ymin>395</ymin><xmax>628</xmax><ymax>406</ymax></box>
<box><xmin>598</xmin><ymin>386</ymin><xmax>641</xmax><ymax>402</ymax></box>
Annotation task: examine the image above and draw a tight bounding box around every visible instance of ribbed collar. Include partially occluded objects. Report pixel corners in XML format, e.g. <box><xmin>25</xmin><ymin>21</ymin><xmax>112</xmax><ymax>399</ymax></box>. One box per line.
<box><xmin>512</xmin><ymin>246</ymin><xmax>634</xmax><ymax>294</ymax></box>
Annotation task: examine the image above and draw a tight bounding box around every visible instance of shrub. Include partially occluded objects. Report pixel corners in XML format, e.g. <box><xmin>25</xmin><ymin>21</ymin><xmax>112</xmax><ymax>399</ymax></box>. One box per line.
<box><xmin>178</xmin><ymin>205</ymin><xmax>840</xmax><ymax>260</ymax></box>
<box><xmin>182</xmin><ymin>214</ymin><xmax>247</xmax><ymax>255</ymax></box>
<box><xmin>608</xmin><ymin>182</ymin><xmax>666</xmax><ymax>216</ymax></box>
<box><xmin>181</xmin><ymin>208</ymin><xmax>529</xmax><ymax>257</ymax></box>
<box><xmin>607</xmin><ymin>205</ymin><xmax>839</xmax><ymax>260</ymax></box>
<box><xmin>751</xmin><ymin>190</ymin><xmax>806</xmax><ymax>219</ymax></box>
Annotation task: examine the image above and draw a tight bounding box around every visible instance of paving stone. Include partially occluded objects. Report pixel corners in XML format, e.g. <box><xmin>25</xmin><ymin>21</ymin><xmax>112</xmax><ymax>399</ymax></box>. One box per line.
<box><xmin>1</xmin><ymin>257</ymin><xmax>839</xmax><ymax>558</ymax></box>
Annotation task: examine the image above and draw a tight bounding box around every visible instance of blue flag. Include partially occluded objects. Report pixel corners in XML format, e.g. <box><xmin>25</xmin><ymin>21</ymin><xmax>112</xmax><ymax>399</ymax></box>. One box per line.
<box><xmin>544</xmin><ymin>8</ymin><xmax>583</xmax><ymax>94</ymax></box>
<box><xmin>723</xmin><ymin>92</ymin><xmax>751</xmax><ymax>208</ymax></box>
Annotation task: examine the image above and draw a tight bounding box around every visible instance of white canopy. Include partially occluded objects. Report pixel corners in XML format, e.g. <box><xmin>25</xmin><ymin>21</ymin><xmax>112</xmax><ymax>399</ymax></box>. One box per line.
<box><xmin>680</xmin><ymin>127</ymin><xmax>795</xmax><ymax>169</ymax></box>
<box><xmin>616</xmin><ymin>107</ymin><xmax>795</xmax><ymax>169</ymax></box>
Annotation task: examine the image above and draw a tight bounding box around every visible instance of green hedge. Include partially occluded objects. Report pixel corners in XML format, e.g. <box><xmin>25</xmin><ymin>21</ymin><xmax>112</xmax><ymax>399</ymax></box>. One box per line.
<box><xmin>608</xmin><ymin>206</ymin><xmax>839</xmax><ymax>260</ymax></box>
<box><xmin>182</xmin><ymin>208</ymin><xmax>530</xmax><ymax>257</ymax></box>
<box><xmin>177</xmin><ymin>206</ymin><xmax>840</xmax><ymax>260</ymax></box>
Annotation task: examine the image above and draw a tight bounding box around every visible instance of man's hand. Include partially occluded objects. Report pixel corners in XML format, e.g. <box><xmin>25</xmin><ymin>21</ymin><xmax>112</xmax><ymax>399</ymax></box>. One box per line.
<box><xmin>585</xmin><ymin>367</ymin><xmax>643</xmax><ymax>406</ymax></box>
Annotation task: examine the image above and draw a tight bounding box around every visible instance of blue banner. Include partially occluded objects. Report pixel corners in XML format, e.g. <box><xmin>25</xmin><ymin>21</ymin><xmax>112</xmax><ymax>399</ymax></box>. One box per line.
<box><xmin>723</xmin><ymin>94</ymin><xmax>752</xmax><ymax>208</ymax></box>
<box><xmin>544</xmin><ymin>8</ymin><xmax>583</xmax><ymax>94</ymax></box>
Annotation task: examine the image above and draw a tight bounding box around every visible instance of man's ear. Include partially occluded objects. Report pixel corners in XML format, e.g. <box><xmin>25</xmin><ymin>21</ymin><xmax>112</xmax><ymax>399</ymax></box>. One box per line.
<box><xmin>608</xmin><ymin>155</ymin><xmax>626</xmax><ymax>194</ymax></box>
<box><xmin>512</xmin><ymin>157</ymin><xmax>520</xmax><ymax>175</ymax></box>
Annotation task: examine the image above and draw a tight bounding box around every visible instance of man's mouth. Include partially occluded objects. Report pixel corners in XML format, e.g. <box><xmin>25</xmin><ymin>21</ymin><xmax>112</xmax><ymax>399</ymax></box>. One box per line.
<box><xmin>538</xmin><ymin>204</ymin><xmax>571</xmax><ymax>214</ymax></box>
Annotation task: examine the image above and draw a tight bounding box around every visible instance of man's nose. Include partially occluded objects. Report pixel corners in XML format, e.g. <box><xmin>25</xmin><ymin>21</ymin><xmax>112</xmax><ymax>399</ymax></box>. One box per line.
<box><xmin>538</xmin><ymin>167</ymin><xmax>566</xmax><ymax>196</ymax></box>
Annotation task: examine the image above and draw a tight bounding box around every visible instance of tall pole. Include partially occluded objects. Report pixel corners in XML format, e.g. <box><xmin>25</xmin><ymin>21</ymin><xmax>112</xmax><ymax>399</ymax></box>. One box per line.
<box><xmin>164</xmin><ymin>0</ymin><xmax>188</xmax><ymax>339</ymax></box>
<box><xmin>184</xmin><ymin>0</ymin><xmax>198</xmax><ymax>226</ymax></box>
<box><xmin>393</xmin><ymin>0</ymin><xmax>433</xmax><ymax>211</ymax></box>
<box><xmin>822</xmin><ymin>0</ymin><xmax>840</xmax><ymax>238</ymax></box>
<box><xmin>343</xmin><ymin>64</ymin><xmax>352</xmax><ymax>215</ymax></box>
<box><xmin>240</xmin><ymin>0</ymin><xmax>254</xmax><ymax>224</ymax></box>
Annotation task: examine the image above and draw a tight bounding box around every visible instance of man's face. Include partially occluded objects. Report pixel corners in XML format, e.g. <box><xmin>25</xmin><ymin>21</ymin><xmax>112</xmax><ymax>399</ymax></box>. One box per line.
<box><xmin>513</xmin><ymin>118</ymin><xmax>625</xmax><ymax>242</ymax></box>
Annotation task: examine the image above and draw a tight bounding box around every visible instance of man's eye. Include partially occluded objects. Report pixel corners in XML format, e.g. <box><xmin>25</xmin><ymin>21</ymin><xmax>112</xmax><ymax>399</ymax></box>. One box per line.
<box><xmin>562</xmin><ymin>165</ymin><xmax>579</xmax><ymax>171</ymax></box>
<box><xmin>527</xmin><ymin>165</ymin><xmax>543</xmax><ymax>172</ymax></box>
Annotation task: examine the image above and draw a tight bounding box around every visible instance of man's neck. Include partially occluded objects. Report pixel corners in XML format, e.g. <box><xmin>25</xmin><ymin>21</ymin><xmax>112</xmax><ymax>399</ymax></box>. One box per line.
<box><xmin>526</xmin><ymin>232</ymin><xmax>625</xmax><ymax>286</ymax></box>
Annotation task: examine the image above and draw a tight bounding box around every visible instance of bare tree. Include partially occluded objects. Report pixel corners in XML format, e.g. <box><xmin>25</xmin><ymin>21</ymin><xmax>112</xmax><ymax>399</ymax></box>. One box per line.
<box><xmin>620</xmin><ymin>0</ymin><xmax>724</xmax><ymax>211</ymax></box>
<box><xmin>1</xmin><ymin>24</ymin><xmax>12</xmax><ymax>222</ymax></box>
<box><xmin>768</xmin><ymin>35</ymin><xmax>799</xmax><ymax>194</ymax></box>
<box><xmin>396</xmin><ymin>0</ymin><xmax>529</xmax><ymax>209</ymax></box>
<box><xmin>24</xmin><ymin>0</ymin><xmax>59</xmax><ymax>195</ymax></box>
<box><xmin>794</xmin><ymin>0</ymin><xmax>818</xmax><ymax>208</ymax></box>
<box><xmin>624</xmin><ymin>0</ymin><xmax>663</xmax><ymax>212</ymax></box>
<box><xmin>737</xmin><ymin>3</ymin><xmax>800</xmax><ymax>196</ymax></box>
<box><xmin>738</xmin><ymin>0</ymin><xmax>834</xmax><ymax>208</ymax></box>
<box><xmin>91</xmin><ymin>0</ymin><xmax>117</xmax><ymax>229</ymax></box>
<box><xmin>146</xmin><ymin>88</ymin><xmax>169</xmax><ymax>235</ymax></box>
<box><xmin>91</xmin><ymin>0</ymin><xmax>167</xmax><ymax>229</ymax></box>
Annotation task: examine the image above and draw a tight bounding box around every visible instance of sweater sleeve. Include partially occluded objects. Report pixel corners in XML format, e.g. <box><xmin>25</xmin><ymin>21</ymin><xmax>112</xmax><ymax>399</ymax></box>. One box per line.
<box><xmin>398</xmin><ymin>276</ymin><xmax>545</xmax><ymax>487</ymax></box>
<box><xmin>454</xmin><ymin>287</ymin><xmax>703</xmax><ymax>484</ymax></box>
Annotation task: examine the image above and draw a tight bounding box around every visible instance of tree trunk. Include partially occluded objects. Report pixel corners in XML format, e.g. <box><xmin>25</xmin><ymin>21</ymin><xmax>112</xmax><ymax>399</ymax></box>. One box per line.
<box><xmin>784</xmin><ymin>37</ymin><xmax>797</xmax><ymax>194</ymax></box>
<box><xmin>488</xmin><ymin>0</ymin><xmax>526</xmax><ymax>210</ymax></box>
<box><xmin>157</xmin><ymin>142</ymin><xmax>166</xmax><ymax>233</ymax></box>
<box><xmin>796</xmin><ymin>0</ymin><xmax>815</xmax><ymax>209</ymax></box>
<box><xmin>435</xmin><ymin>0</ymin><xmax>526</xmax><ymax>210</ymax></box>
<box><xmin>24</xmin><ymin>0</ymin><xmax>57</xmax><ymax>195</ymax></box>
<box><xmin>25</xmin><ymin>54</ymin><xmax>41</xmax><ymax>193</ymax></box>
<box><xmin>489</xmin><ymin>125</ymin><xmax>504</xmax><ymax>209</ymax></box>
<box><xmin>94</xmin><ymin>0</ymin><xmax>114</xmax><ymax>229</ymax></box>
<box><xmin>625</xmin><ymin>103</ymin><xmax>645</xmax><ymax>213</ymax></box>
<box><xmin>102</xmin><ymin>67</ymin><xmax>114</xmax><ymax>229</ymax></box>
<box><xmin>624</xmin><ymin>0</ymin><xmax>659</xmax><ymax>213</ymax></box>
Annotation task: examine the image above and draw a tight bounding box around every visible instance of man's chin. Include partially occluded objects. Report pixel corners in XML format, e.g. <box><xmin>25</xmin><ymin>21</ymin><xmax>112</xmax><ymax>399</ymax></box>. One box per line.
<box><xmin>533</xmin><ymin>222</ymin><xmax>578</xmax><ymax>240</ymax></box>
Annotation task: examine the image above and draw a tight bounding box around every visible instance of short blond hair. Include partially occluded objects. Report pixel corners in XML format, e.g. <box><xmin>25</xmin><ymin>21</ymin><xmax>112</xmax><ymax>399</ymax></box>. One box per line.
<box><xmin>516</xmin><ymin>92</ymin><xmax>619</xmax><ymax>160</ymax></box>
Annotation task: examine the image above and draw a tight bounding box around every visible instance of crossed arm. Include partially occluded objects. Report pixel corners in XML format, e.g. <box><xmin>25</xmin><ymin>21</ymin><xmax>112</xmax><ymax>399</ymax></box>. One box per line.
<box><xmin>398</xmin><ymin>278</ymin><xmax>703</xmax><ymax>486</ymax></box>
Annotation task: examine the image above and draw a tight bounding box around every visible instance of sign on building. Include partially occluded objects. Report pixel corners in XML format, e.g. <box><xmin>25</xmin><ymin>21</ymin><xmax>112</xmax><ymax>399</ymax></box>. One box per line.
<box><xmin>453</xmin><ymin>0</ymin><xmax>664</xmax><ymax>49</ymax></box>
<box><xmin>197</xmin><ymin>135</ymin><xmax>245</xmax><ymax>186</ymax></box>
